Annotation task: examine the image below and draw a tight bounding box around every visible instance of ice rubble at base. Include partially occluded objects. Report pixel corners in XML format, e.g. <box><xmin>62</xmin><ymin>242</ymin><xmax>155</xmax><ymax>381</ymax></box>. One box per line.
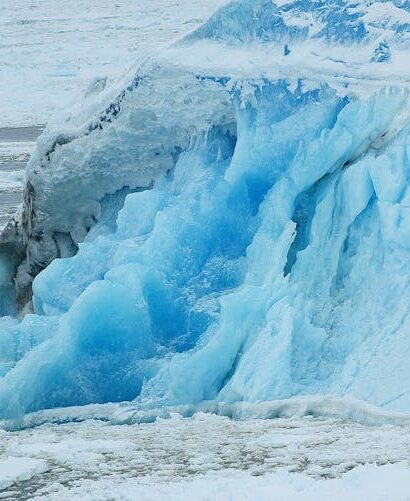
<box><xmin>25</xmin><ymin>463</ymin><xmax>410</xmax><ymax>501</ymax></box>
<box><xmin>3</xmin><ymin>412</ymin><xmax>410</xmax><ymax>500</ymax></box>
<box><xmin>2</xmin><ymin>411</ymin><xmax>410</xmax><ymax>499</ymax></box>
<box><xmin>1</xmin><ymin>0</ymin><xmax>410</xmax><ymax>423</ymax></box>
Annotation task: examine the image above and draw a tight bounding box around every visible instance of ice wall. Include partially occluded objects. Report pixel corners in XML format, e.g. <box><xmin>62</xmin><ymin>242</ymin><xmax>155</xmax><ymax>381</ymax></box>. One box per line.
<box><xmin>0</xmin><ymin>0</ymin><xmax>410</xmax><ymax>423</ymax></box>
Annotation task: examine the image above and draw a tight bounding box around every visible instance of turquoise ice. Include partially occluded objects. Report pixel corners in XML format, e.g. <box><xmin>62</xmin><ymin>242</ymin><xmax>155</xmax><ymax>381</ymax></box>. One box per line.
<box><xmin>1</xmin><ymin>0</ymin><xmax>410</xmax><ymax>423</ymax></box>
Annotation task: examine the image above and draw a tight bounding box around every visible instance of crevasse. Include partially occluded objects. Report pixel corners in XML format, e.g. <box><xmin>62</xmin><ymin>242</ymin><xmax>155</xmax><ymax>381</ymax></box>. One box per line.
<box><xmin>1</xmin><ymin>0</ymin><xmax>410</xmax><ymax>424</ymax></box>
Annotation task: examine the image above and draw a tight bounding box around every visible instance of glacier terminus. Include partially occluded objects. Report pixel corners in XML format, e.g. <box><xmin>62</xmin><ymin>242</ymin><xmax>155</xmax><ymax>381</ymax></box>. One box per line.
<box><xmin>1</xmin><ymin>0</ymin><xmax>410</xmax><ymax>432</ymax></box>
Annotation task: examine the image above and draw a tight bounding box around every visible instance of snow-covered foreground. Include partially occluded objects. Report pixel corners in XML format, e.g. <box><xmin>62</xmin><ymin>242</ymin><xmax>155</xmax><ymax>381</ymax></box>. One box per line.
<box><xmin>0</xmin><ymin>0</ymin><xmax>228</xmax><ymax>128</ymax></box>
<box><xmin>1</xmin><ymin>414</ymin><xmax>410</xmax><ymax>500</ymax></box>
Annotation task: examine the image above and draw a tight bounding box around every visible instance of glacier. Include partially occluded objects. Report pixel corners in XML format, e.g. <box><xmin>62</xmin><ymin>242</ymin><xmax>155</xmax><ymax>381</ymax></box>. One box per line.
<box><xmin>1</xmin><ymin>0</ymin><xmax>410</xmax><ymax>426</ymax></box>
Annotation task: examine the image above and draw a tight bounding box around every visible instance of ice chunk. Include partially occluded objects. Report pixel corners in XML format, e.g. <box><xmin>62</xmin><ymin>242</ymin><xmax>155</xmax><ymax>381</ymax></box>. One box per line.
<box><xmin>0</xmin><ymin>457</ymin><xmax>47</xmax><ymax>491</ymax></box>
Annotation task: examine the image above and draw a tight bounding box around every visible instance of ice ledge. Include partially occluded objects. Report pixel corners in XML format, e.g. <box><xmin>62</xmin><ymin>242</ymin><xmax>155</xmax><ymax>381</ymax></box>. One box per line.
<box><xmin>164</xmin><ymin>42</ymin><xmax>410</xmax><ymax>96</ymax></box>
<box><xmin>3</xmin><ymin>395</ymin><xmax>410</xmax><ymax>431</ymax></box>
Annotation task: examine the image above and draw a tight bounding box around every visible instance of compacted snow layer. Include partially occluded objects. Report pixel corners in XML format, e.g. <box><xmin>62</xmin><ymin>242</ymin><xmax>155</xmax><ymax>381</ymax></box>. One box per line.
<box><xmin>0</xmin><ymin>415</ymin><xmax>409</xmax><ymax>500</ymax></box>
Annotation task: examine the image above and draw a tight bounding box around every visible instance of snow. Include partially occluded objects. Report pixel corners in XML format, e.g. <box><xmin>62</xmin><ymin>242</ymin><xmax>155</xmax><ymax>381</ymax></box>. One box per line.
<box><xmin>362</xmin><ymin>1</ymin><xmax>410</xmax><ymax>27</ymax></box>
<box><xmin>35</xmin><ymin>464</ymin><xmax>410</xmax><ymax>501</ymax></box>
<box><xmin>0</xmin><ymin>414</ymin><xmax>410</xmax><ymax>499</ymax></box>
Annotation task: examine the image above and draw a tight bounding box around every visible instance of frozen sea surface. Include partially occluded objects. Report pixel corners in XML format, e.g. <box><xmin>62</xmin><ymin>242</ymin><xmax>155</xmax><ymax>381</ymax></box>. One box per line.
<box><xmin>1</xmin><ymin>415</ymin><xmax>410</xmax><ymax>500</ymax></box>
<box><xmin>0</xmin><ymin>0</ymin><xmax>228</xmax><ymax>127</ymax></box>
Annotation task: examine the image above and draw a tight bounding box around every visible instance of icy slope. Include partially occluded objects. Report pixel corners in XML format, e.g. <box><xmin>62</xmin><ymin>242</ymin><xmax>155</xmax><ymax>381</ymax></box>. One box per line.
<box><xmin>0</xmin><ymin>0</ymin><xmax>410</xmax><ymax>423</ymax></box>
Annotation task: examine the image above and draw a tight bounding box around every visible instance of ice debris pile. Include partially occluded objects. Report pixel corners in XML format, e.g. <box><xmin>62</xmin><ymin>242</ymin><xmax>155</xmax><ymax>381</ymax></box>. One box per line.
<box><xmin>1</xmin><ymin>0</ymin><xmax>410</xmax><ymax>424</ymax></box>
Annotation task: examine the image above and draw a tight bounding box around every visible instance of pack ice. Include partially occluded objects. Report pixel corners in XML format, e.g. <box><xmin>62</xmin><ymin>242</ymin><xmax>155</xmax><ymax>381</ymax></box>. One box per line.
<box><xmin>1</xmin><ymin>0</ymin><xmax>410</xmax><ymax>425</ymax></box>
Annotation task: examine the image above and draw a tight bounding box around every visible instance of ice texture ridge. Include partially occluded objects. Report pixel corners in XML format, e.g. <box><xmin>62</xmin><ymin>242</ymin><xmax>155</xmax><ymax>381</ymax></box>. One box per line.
<box><xmin>0</xmin><ymin>0</ymin><xmax>410</xmax><ymax>424</ymax></box>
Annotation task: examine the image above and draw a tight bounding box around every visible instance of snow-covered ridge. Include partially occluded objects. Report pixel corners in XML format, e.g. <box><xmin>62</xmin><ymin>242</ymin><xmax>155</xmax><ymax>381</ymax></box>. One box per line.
<box><xmin>185</xmin><ymin>0</ymin><xmax>410</xmax><ymax>47</ymax></box>
<box><xmin>0</xmin><ymin>0</ymin><xmax>410</xmax><ymax>425</ymax></box>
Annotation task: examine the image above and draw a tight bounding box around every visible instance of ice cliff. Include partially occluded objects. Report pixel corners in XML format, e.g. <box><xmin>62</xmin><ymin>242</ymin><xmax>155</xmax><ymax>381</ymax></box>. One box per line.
<box><xmin>1</xmin><ymin>0</ymin><xmax>410</xmax><ymax>425</ymax></box>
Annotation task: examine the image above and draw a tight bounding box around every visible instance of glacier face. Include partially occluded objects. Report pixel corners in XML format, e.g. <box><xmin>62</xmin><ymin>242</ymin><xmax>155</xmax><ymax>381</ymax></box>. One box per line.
<box><xmin>1</xmin><ymin>0</ymin><xmax>410</xmax><ymax>423</ymax></box>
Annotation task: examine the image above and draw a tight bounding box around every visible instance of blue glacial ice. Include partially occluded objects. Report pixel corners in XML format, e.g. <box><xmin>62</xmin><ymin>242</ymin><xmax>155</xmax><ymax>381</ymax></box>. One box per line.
<box><xmin>1</xmin><ymin>0</ymin><xmax>410</xmax><ymax>424</ymax></box>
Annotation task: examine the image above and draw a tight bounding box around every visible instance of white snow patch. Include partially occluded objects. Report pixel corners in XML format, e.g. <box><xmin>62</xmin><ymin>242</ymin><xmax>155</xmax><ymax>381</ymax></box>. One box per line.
<box><xmin>362</xmin><ymin>2</ymin><xmax>410</xmax><ymax>26</ymax></box>
<box><xmin>0</xmin><ymin>457</ymin><xmax>48</xmax><ymax>491</ymax></box>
